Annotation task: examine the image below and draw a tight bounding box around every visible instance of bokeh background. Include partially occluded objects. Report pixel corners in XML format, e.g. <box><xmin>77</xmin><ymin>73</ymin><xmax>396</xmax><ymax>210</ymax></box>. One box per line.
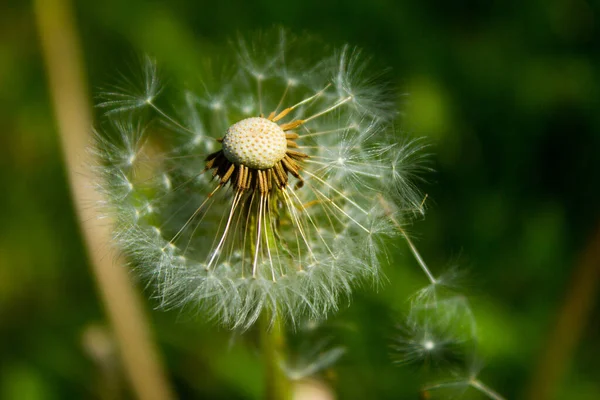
<box><xmin>1</xmin><ymin>0</ymin><xmax>599</xmax><ymax>399</ymax></box>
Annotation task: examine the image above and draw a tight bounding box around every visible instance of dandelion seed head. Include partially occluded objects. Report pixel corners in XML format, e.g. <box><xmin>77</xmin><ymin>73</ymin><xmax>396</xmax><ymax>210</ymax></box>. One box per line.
<box><xmin>94</xmin><ymin>29</ymin><xmax>427</xmax><ymax>329</ymax></box>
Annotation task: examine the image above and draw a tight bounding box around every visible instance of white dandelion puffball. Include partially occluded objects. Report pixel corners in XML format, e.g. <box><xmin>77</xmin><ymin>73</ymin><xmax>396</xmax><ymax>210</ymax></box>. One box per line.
<box><xmin>94</xmin><ymin>30</ymin><xmax>426</xmax><ymax>329</ymax></box>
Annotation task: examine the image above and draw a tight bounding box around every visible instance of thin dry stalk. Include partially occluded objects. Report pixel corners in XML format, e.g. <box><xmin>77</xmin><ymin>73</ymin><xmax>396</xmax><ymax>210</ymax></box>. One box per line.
<box><xmin>33</xmin><ymin>0</ymin><xmax>174</xmax><ymax>398</ymax></box>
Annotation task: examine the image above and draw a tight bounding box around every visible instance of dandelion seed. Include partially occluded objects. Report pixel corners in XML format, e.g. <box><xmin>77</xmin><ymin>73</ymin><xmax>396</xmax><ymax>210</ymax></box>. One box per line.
<box><xmin>393</xmin><ymin>295</ymin><xmax>477</xmax><ymax>369</ymax></box>
<box><xmin>94</xmin><ymin>30</ymin><xmax>426</xmax><ymax>329</ymax></box>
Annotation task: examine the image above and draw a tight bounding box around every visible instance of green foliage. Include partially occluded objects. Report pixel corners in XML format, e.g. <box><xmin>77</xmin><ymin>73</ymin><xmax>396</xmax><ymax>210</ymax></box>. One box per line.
<box><xmin>1</xmin><ymin>0</ymin><xmax>599</xmax><ymax>398</ymax></box>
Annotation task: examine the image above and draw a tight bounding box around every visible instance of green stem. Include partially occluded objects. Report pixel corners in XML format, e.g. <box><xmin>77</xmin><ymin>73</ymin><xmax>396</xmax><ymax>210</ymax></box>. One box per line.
<box><xmin>260</xmin><ymin>311</ymin><xmax>291</xmax><ymax>400</ymax></box>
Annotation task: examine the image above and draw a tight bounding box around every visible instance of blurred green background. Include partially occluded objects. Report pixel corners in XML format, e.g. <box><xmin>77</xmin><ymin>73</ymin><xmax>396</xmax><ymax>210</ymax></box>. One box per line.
<box><xmin>1</xmin><ymin>0</ymin><xmax>599</xmax><ymax>399</ymax></box>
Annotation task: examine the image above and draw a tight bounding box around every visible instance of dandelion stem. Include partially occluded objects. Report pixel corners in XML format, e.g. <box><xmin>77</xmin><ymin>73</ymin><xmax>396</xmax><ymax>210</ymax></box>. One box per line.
<box><xmin>272</xmin><ymin>81</ymin><xmax>291</xmax><ymax>116</ymax></box>
<box><xmin>470</xmin><ymin>379</ymin><xmax>506</xmax><ymax>400</ymax></box>
<box><xmin>147</xmin><ymin>101</ymin><xmax>197</xmax><ymax>136</ymax></box>
<box><xmin>423</xmin><ymin>379</ymin><xmax>506</xmax><ymax>400</ymax></box>
<box><xmin>378</xmin><ymin>195</ymin><xmax>436</xmax><ymax>284</ymax></box>
<box><xmin>303</xmin><ymin>95</ymin><xmax>353</xmax><ymax>123</ymax></box>
<box><xmin>300</xmin><ymin>125</ymin><xmax>353</xmax><ymax>139</ymax></box>
<box><xmin>399</xmin><ymin>228</ymin><xmax>436</xmax><ymax>285</ymax></box>
<box><xmin>257</xmin><ymin>77</ymin><xmax>264</xmax><ymax>116</ymax></box>
<box><xmin>260</xmin><ymin>311</ymin><xmax>291</xmax><ymax>400</ymax></box>
<box><xmin>273</xmin><ymin>84</ymin><xmax>332</xmax><ymax>123</ymax></box>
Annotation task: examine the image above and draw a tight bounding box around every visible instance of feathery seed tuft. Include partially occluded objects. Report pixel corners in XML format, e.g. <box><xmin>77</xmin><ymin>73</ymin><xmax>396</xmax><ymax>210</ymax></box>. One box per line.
<box><xmin>93</xmin><ymin>29</ymin><xmax>427</xmax><ymax>329</ymax></box>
